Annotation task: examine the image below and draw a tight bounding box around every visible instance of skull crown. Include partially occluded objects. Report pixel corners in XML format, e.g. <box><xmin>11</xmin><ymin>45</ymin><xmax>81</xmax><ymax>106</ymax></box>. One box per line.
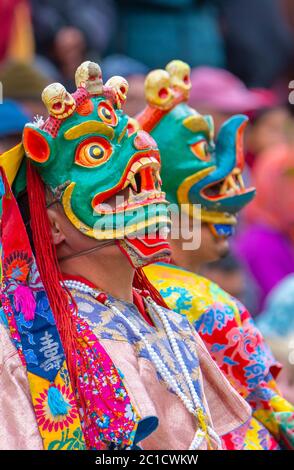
<box><xmin>144</xmin><ymin>59</ymin><xmax>191</xmax><ymax>110</ymax></box>
<box><xmin>41</xmin><ymin>61</ymin><xmax>130</xmax><ymax>120</ymax></box>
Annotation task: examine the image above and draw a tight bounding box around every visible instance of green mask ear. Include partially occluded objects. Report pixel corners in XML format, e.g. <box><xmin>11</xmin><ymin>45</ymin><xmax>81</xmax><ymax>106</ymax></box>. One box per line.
<box><xmin>23</xmin><ymin>125</ymin><xmax>52</xmax><ymax>165</ymax></box>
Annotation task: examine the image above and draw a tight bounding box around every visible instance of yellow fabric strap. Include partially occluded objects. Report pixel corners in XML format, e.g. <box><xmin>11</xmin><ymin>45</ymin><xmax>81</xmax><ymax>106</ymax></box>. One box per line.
<box><xmin>0</xmin><ymin>143</ymin><xmax>24</xmax><ymax>186</ymax></box>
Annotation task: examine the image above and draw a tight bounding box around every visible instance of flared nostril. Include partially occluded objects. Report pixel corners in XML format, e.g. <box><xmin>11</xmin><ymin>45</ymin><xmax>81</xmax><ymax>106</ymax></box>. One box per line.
<box><xmin>134</xmin><ymin>130</ymin><xmax>158</xmax><ymax>150</ymax></box>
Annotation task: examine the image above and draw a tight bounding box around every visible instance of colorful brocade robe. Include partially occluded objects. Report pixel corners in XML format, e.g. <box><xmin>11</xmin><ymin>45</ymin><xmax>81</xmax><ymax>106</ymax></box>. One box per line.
<box><xmin>64</xmin><ymin>282</ymin><xmax>251</xmax><ymax>450</ymax></box>
<box><xmin>145</xmin><ymin>262</ymin><xmax>294</xmax><ymax>450</ymax></box>
<box><xmin>0</xmin><ymin>170</ymin><xmax>140</xmax><ymax>450</ymax></box>
<box><xmin>0</xmin><ymin>170</ymin><xmax>249</xmax><ymax>450</ymax></box>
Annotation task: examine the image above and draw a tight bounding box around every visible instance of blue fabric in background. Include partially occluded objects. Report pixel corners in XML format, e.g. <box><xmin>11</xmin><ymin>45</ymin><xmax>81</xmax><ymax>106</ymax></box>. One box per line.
<box><xmin>257</xmin><ymin>274</ymin><xmax>294</xmax><ymax>338</ymax></box>
<box><xmin>0</xmin><ymin>100</ymin><xmax>29</xmax><ymax>137</ymax></box>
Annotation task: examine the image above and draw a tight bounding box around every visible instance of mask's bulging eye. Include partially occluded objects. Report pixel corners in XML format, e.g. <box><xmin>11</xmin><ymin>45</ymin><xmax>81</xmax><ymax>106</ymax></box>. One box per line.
<box><xmin>190</xmin><ymin>140</ymin><xmax>210</xmax><ymax>161</ymax></box>
<box><xmin>98</xmin><ymin>101</ymin><xmax>118</xmax><ymax>126</ymax></box>
<box><xmin>75</xmin><ymin>137</ymin><xmax>112</xmax><ymax>167</ymax></box>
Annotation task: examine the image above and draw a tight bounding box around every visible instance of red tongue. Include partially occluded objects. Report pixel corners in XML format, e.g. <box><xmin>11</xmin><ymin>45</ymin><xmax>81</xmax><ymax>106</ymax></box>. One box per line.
<box><xmin>140</xmin><ymin>167</ymin><xmax>155</xmax><ymax>191</ymax></box>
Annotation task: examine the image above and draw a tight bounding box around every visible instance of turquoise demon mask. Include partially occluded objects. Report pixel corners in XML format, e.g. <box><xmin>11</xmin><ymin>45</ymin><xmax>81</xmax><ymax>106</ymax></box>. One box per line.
<box><xmin>18</xmin><ymin>62</ymin><xmax>171</xmax><ymax>265</ymax></box>
<box><xmin>135</xmin><ymin>60</ymin><xmax>256</xmax><ymax>236</ymax></box>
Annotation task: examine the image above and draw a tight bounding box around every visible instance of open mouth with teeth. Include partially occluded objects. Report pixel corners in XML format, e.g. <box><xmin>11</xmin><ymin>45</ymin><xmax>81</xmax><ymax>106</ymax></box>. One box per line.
<box><xmin>92</xmin><ymin>152</ymin><xmax>168</xmax><ymax>215</ymax></box>
<box><xmin>61</xmin><ymin>151</ymin><xmax>171</xmax><ymax>240</ymax></box>
<box><xmin>201</xmin><ymin>167</ymin><xmax>252</xmax><ymax>201</ymax></box>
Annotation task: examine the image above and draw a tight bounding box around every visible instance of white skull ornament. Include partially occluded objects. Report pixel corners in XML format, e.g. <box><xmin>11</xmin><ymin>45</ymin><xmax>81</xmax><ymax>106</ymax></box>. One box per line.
<box><xmin>75</xmin><ymin>61</ymin><xmax>103</xmax><ymax>95</ymax></box>
<box><xmin>41</xmin><ymin>83</ymin><xmax>76</xmax><ymax>119</ymax></box>
<box><xmin>105</xmin><ymin>76</ymin><xmax>129</xmax><ymax>109</ymax></box>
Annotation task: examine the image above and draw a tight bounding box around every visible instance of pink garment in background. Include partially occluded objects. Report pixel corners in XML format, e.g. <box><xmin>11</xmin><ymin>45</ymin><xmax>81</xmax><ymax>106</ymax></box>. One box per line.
<box><xmin>235</xmin><ymin>144</ymin><xmax>294</xmax><ymax>310</ymax></box>
<box><xmin>0</xmin><ymin>0</ymin><xmax>23</xmax><ymax>61</ymax></box>
<box><xmin>189</xmin><ymin>66</ymin><xmax>277</xmax><ymax>113</ymax></box>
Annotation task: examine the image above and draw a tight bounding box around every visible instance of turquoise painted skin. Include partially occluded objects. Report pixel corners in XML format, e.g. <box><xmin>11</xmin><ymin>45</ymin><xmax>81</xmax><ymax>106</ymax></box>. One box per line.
<box><xmin>22</xmin><ymin>93</ymin><xmax>170</xmax><ymax>240</ymax></box>
<box><xmin>150</xmin><ymin>102</ymin><xmax>256</xmax><ymax>226</ymax></box>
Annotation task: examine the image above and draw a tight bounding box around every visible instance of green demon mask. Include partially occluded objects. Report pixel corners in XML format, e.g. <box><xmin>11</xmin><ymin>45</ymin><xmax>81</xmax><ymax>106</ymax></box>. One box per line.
<box><xmin>17</xmin><ymin>62</ymin><xmax>171</xmax><ymax>265</ymax></box>
<box><xmin>136</xmin><ymin>60</ymin><xmax>256</xmax><ymax>237</ymax></box>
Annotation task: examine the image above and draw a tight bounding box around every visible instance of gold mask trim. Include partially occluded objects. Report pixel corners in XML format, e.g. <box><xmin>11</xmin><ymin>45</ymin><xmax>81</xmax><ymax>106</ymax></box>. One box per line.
<box><xmin>62</xmin><ymin>182</ymin><xmax>170</xmax><ymax>239</ymax></box>
<box><xmin>177</xmin><ymin>166</ymin><xmax>236</xmax><ymax>225</ymax></box>
<box><xmin>64</xmin><ymin>121</ymin><xmax>114</xmax><ymax>141</ymax></box>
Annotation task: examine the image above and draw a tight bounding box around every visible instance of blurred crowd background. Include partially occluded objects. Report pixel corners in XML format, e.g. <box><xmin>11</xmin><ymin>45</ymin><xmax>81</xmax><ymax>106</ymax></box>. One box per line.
<box><xmin>1</xmin><ymin>0</ymin><xmax>294</xmax><ymax>394</ymax></box>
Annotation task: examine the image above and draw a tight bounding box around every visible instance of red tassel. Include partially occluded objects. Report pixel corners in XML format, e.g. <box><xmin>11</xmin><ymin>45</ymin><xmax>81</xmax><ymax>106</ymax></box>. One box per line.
<box><xmin>26</xmin><ymin>161</ymin><xmax>88</xmax><ymax>414</ymax></box>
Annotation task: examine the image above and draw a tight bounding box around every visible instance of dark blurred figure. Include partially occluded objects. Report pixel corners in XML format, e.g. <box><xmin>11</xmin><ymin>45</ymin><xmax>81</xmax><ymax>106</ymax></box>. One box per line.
<box><xmin>114</xmin><ymin>0</ymin><xmax>225</xmax><ymax>69</ymax></box>
<box><xmin>219</xmin><ymin>0</ymin><xmax>294</xmax><ymax>87</ymax></box>
<box><xmin>283</xmin><ymin>0</ymin><xmax>294</xmax><ymax>32</ymax></box>
<box><xmin>102</xmin><ymin>54</ymin><xmax>149</xmax><ymax>115</ymax></box>
<box><xmin>31</xmin><ymin>0</ymin><xmax>117</xmax><ymax>88</ymax></box>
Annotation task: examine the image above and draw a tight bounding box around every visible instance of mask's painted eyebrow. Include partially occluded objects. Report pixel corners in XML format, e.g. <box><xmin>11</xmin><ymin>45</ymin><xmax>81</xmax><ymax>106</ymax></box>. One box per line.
<box><xmin>182</xmin><ymin>114</ymin><xmax>210</xmax><ymax>138</ymax></box>
<box><xmin>64</xmin><ymin>121</ymin><xmax>114</xmax><ymax>140</ymax></box>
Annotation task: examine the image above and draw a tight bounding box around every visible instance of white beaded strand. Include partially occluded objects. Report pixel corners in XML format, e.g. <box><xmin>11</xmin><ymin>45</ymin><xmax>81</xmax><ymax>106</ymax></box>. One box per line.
<box><xmin>145</xmin><ymin>297</ymin><xmax>222</xmax><ymax>449</ymax></box>
<box><xmin>63</xmin><ymin>279</ymin><xmax>97</xmax><ymax>296</ymax></box>
<box><xmin>63</xmin><ymin>279</ymin><xmax>221</xmax><ymax>449</ymax></box>
<box><xmin>104</xmin><ymin>300</ymin><xmax>206</xmax><ymax>450</ymax></box>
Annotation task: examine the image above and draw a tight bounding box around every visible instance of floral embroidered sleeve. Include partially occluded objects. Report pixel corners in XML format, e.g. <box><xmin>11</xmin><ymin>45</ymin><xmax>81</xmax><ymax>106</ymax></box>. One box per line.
<box><xmin>195</xmin><ymin>293</ymin><xmax>294</xmax><ymax>449</ymax></box>
<box><xmin>236</xmin><ymin>301</ymin><xmax>294</xmax><ymax>449</ymax></box>
<box><xmin>144</xmin><ymin>263</ymin><xmax>294</xmax><ymax>449</ymax></box>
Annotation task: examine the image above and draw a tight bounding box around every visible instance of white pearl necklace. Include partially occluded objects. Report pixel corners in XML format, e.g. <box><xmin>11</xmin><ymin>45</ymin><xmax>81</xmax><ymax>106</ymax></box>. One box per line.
<box><xmin>146</xmin><ymin>297</ymin><xmax>222</xmax><ymax>449</ymax></box>
<box><xmin>63</xmin><ymin>279</ymin><xmax>222</xmax><ymax>450</ymax></box>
